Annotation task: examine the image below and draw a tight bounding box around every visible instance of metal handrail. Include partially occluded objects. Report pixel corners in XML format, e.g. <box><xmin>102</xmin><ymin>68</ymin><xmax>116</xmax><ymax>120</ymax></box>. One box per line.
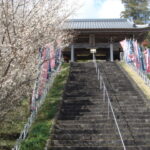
<box><xmin>126</xmin><ymin>62</ymin><xmax>150</xmax><ymax>87</ymax></box>
<box><xmin>120</xmin><ymin>52</ymin><xmax>150</xmax><ymax>87</ymax></box>
<box><xmin>12</xmin><ymin>62</ymin><xmax>62</xmax><ymax>150</ymax></box>
<box><xmin>93</xmin><ymin>54</ymin><xmax>126</xmax><ymax>150</ymax></box>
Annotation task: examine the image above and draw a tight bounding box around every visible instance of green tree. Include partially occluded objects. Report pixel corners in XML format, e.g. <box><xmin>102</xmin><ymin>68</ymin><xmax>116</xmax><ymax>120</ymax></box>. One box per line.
<box><xmin>121</xmin><ymin>0</ymin><xmax>150</xmax><ymax>24</ymax></box>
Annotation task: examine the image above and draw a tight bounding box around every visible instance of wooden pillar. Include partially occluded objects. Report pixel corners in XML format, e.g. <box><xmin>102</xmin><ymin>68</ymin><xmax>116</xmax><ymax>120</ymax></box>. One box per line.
<box><xmin>110</xmin><ymin>38</ymin><xmax>114</xmax><ymax>62</ymax></box>
<box><xmin>89</xmin><ymin>34</ymin><xmax>95</xmax><ymax>47</ymax></box>
<box><xmin>71</xmin><ymin>44</ymin><xmax>74</xmax><ymax>62</ymax></box>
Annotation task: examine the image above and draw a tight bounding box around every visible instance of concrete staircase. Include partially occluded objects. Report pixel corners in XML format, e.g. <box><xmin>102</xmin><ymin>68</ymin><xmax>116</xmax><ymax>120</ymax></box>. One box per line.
<box><xmin>47</xmin><ymin>62</ymin><xmax>150</xmax><ymax>150</ymax></box>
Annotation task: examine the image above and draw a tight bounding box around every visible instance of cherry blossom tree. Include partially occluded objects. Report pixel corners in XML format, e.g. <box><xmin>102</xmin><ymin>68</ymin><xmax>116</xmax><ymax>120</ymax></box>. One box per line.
<box><xmin>0</xmin><ymin>0</ymin><xmax>75</xmax><ymax>121</ymax></box>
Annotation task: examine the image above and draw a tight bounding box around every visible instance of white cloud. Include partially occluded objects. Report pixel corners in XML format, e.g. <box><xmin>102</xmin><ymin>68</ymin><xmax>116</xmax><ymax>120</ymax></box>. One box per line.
<box><xmin>68</xmin><ymin>0</ymin><xmax>101</xmax><ymax>19</ymax></box>
<box><xmin>68</xmin><ymin>0</ymin><xmax>125</xmax><ymax>19</ymax></box>
<box><xmin>98</xmin><ymin>0</ymin><xmax>125</xmax><ymax>18</ymax></box>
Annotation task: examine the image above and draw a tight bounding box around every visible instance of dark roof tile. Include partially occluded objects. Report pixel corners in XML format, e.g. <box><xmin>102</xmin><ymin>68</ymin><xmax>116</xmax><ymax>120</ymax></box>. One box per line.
<box><xmin>63</xmin><ymin>18</ymin><xmax>135</xmax><ymax>29</ymax></box>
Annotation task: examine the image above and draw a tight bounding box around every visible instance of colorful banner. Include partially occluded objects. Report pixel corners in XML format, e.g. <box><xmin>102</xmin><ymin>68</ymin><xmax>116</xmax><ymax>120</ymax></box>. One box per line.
<box><xmin>144</xmin><ymin>49</ymin><xmax>150</xmax><ymax>73</ymax></box>
<box><xmin>36</xmin><ymin>43</ymin><xmax>62</xmax><ymax>99</ymax></box>
<box><xmin>31</xmin><ymin>42</ymin><xmax>62</xmax><ymax>111</ymax></box>
<box><xmin>120</xmin><ymin>39</ymin><xmax>150</xmax><ymax>73</ymax></box>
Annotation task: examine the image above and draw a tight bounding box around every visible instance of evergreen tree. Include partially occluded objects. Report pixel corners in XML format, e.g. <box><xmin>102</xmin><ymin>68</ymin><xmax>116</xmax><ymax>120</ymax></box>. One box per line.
<box><xmin>121</xmin><ymin>0</ymin><xmax>150</xmax><ymax>24</ymax></box>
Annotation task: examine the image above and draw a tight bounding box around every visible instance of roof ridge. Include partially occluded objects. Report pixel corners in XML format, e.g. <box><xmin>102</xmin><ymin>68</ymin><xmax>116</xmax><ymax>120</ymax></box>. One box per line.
<box><xmin>63</xmin><ymin>18</ymin><xmax>146</xmax><ymax>29</ymax></box>
<box><xmin>67</xmin><ymin>18</ymin><xmax>128</xmax><ymax>22</ymax></box>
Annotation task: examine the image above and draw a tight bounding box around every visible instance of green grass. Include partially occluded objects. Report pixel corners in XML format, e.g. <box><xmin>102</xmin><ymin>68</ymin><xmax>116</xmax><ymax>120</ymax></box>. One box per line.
<box><xmin>20</xmin><ymin>63</ymin><xmax>69</xmax><ymax>150</ymax></box>
<box><xmin>0</xmin><ymin>140</ymin><xmax>16</xmax><ymax>147</ymax></box>
<box><xmin>118</xmin><ymin>61</ymin><xmax>150</xmax><ymax>100</ymax></box>
<box><xmin>0</xmin><ymin>99</ymin><xmax>29</xmax><ymax>150</ymax></box>
<box><xmin>0</xmin><ymin>100</ymin><xmax>29</xmax><ymax>134</ymax></box>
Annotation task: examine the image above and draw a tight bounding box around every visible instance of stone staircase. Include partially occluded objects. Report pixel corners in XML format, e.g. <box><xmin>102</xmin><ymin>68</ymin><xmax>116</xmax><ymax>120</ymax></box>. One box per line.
<box><xmin>0</xmin><ymin>133</ymin><xmax>18</xmax><ymax>150</ymax></box>
<box><xmin>47</xmin><ymin>62</ymin><xmax>150</xmax><ymax>150</ymax></box>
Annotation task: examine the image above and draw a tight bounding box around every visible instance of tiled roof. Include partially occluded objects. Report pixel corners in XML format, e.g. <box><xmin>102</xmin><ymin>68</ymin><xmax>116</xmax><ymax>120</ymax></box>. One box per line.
<box><xmin>63</xmin><ymin>18</ymin><xmax>139</xmax><ymax>30</ymax></box>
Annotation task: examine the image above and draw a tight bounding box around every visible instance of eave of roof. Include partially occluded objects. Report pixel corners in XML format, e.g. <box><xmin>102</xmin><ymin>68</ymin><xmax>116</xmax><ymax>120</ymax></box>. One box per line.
<box><xmin>63</xmin><ymin>18</ymin><xmax>150</xmax><ymax>31</ymax></box>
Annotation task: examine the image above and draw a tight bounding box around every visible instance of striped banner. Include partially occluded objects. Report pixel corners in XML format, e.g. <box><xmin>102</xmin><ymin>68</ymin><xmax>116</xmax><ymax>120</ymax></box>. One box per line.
<box><xmin>31</xmin><ymin>43</ymin><xmax>62</xmax><ymax>110</ymax></box>
<box><xmin>120</xmin><ymin>39</ymin><xmax>150</xmax><ymax>73</ymax></box>
<box><xmin>144</xmin><ymin>49</ymin><xmax>150</xmax><ymax>73</ymax></box>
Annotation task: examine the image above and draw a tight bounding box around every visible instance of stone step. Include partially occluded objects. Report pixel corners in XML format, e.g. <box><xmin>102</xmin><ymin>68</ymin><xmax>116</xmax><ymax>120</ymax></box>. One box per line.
<box><xmin>56</xmin><ymin>119</ymin><xmax>150</xmax><ymax>124</ymax></box>
<box><xmin>62</xmin><ymin>100</ymin><xmax>145</xmax><ymax>105</ymax></box>
<box><xmin>60</xmin><ymin>109</ymin><xmax>149</xmax><ymax>114</ymax></box>
<box><xmin>55</xmin><ymin>121</ymin><xmax>150</xmax><ymax>127</ymax></box>
<box><xmin>46</xmin><ymin>62</ymin><xmax>150</xmax><ymax>149</ymax></box>
<box><xmin>0</xmin><ymin>146</ymin><xmax>11</xmax><ymax>150</ymax></box>
<box><xmin>53</xmin><ymin>127</ymin><xmax>150</xmax><ymax>134</ymax></box>
<box><xmin>0</xmin><ymin>139</ymin><xmax>15</xmax><ymax>150</ymax></box>
<box><xmin>65</xmin><ymin>84</ymin><xmax>99</xmax><ymax>88</ymax></box>
<box><xmin>60</xmin><ymin>106</ymin><xmax>147</xmax><ymax>112</ymax></box>
<box><xmin>0</xmin><ymin>133</ymin><xmax>19</xmax><ymax>140</ymax></box>
<box><xmin>62</xmin><ymin>100</ymin><xmax>105</xmax><ymax>104</ymax></box>
<box><xmin>53</xmin><ymin>128</ymin><xmax>124</xmax><ymax>135</ymax></box>
<box><xmin>50</xmin><ymin>140</ymin><xmax>122</xmax><ymax>147</ymax></box>
<box><xmin>63</xmin><ymin>98</ymin><xmax>145</xmax><ymax>104</ymax></box>
<box><xmin>52</xmin><ymin>133</ymin><xmax>150</xmax><ymax>141</ymax></box>
<box><xmin>60</xmin><ymin>110</ymin><xmax>150</xmax><ymax>116</ymax></box>
<box><xmin>63</xmin><ymin>95</ymin><xmax>101</xmax><ymax>99</ymax></box>
<box><xmin>53</xmin><ymin>128</ymin><xmax>150</xmax><ymax>138</ymax></box>
<box><xmin>58</xmin><ymin>114</ymin><xmax>150</xmax><ymax>120</ymax></box>
<box><xmin>61</xmin><ymin>104</ymin><xmax>146</xmax><ymax>109</ymax></box>
<box><xmin>67</xmin><ymin>80</ymin><xmax>98</xmax><ymax>83</ymax></box>
<box><xmin>60</xmin><ymin>105</ymin><xmax>108</xmax><ymax>110</ymax></box>
<box><xmin>51</xmin><ymin>134</ymin><xmax>120</xmax><ymax>141</ymax></box>
<box><xmin>63</xmin><ymin>98</ymin><xmax>145</xmax><ymax>103</ymax></box>
<box><xmin>68</xmin><ymin>77</ymin><xmax>98</xmax><ymax>81</ymax></box>
<box><xmin>63</xmin><ymin>95</ymin><xmax>101</xmax><ymax>98</ymax></box>
<box><xmin>50</xmin><ymin>139</ymin><xmax>149</xmax><ymax>147</ymax></box>
<box><xmin>54</xmin><ymin>123</ymin><xmax>150</xmax><ymax>130</ymax></box>
<box><xmin>64</xmin><ymin>88</ymin><xmax>100</xmax><ymax>92</ymax></box>
<box><xmin>47</xmin><ymin>146</ymin><xmax>150</xmax><ymax>150</ymax></box>
<box><xmin>61</xmin><ymin>105</ymin><xmax>147</xmax><ymax>111</ymax></box>
<box><xmin>63</xmin><ymin>95</ymin><xmax>144</xmax><ymax>100</ymax></box>
<box><xmin>63</xmin><ymin>95</ymin><xmax>100</xmax><ymax>101</ymax></box>
<box><xmin>63</xmin><ymin>95</ymin><xmax>144</xmax><ymax>102</ymax></box>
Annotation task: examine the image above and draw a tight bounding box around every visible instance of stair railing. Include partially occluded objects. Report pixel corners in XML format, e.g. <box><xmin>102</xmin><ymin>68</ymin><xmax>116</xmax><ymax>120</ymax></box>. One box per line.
<box><xmin>126</xmin><ymin>62</ymin><xmax>150</xmax><ymax>87</ymax></box>
<box><xmin>93</xmin><ymin>54</ymin><xmax>126</xmax><ymax>150</ymax></box>
<box><xmin>12</xmin><ymin>61</ymin><xmax>62</xmax><ymax>150</ymax></box>
<box><xmin>120</xmin><ymin>52</ymin><xmax>150</xmax><ymax>87</ymax></box>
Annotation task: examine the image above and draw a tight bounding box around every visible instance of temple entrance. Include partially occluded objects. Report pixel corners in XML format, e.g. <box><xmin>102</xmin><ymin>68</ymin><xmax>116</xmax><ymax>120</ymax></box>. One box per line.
<box><xmin>75</xmin><ymin>48</ymin><xmax>91</xmax><ymax>60</ymax></box>
<box><xmin>63</xmin><ymin>47</ymin><xmax>113</xmax><ymax>61</ymax></box>
<box><xmin>63</xmin><ymin>18</ymin><xmax>148</xmax><ymax>62</ymax></box>
<box><xmin>75</xmin><ymin>48</ymin><xmax>114</xmax><ymax>61</ymax></box>
<box><xmin>95</xmin><ymin>48</ymin><xmax>110</xmax><ymax>60</ymax></box>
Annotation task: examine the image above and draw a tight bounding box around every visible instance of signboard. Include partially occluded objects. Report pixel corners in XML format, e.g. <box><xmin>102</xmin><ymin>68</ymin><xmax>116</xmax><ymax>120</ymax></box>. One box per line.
<box><xmin>90</xmin><ymin>49</ymin><xmax>96</xmax><ymax>53</ymax></box>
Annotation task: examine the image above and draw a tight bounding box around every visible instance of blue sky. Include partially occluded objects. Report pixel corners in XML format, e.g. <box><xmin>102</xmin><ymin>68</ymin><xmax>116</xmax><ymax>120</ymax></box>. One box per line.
<box><xmin>70</xmin><ymin>0</ymin><xmax>125</xmax><ymax>19</ymax></box>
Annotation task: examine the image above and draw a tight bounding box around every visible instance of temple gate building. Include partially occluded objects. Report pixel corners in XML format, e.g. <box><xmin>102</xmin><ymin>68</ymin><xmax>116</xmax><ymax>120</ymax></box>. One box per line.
<box><xmin>63</xmin><ymin>18</ymin><xmax>150</xmax><ymax>61</ymax></box>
